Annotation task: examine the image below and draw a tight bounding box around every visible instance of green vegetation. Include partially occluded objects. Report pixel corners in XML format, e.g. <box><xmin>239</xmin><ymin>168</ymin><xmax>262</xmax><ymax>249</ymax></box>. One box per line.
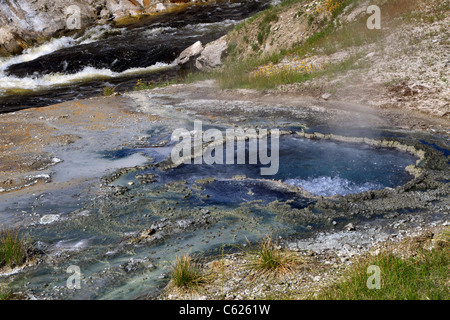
<box><xmin>316</xmin><ymin>231</ymin><xmax>449</xmax><ymax>300</ymax></box>
<box><xmin>244</xmin><ymin>236</ymin><xmax>301</xmax><ymax>275</ymax></box>
<box><xmin>0</xmin><ymin>284</ymin><xmax>13</xmax><ymax>300</ymax></box>
<box><xmin>134</xmin><ymin>78</ymin><xmax>179</xmax><ymax>91</ymax></box>
<box><xmin>170</xmin><ymin>254</ymin><xmax>206</xmax><ymax>289</ymax></box>
<box><xmin>186</xmin><ymin>0</ymin><xmax>364</xmax><ymax>90</ymax></box>
<box><xmin>162</xmin><ymin>229</ymin><xmax>449</xmax><ymax>300</ymax></box>
<box><xmin>187</xmin><ymin>51</ymin><xmax>364</xmax><ymax>90</ymax></box>
<box><xmin>257</xmin><ymin>10</ymin><xmax>279</xmax><ymax>45</ymax></box>
<box><xmin>184</xmin><ymin>0</ymin><xmax>438</xmax><ymax>91</ymax></box>
<box><xmin>103</xmin><ymin>86</ymin><xmax>116</xmax><ymax>96</ymax></box>
<box><xmin>0</xmin><ymin>228</ymin><xmax>27</xmax><ymax>270</ymax></box>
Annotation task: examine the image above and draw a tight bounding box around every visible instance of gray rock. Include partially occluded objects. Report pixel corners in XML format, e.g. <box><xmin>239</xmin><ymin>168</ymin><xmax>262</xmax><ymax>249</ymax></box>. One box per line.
<box><xmin>176</xmin><ymin>219</ymin><xmax>193</xmax><ymax>229</ymax></box>
<box><xmin>176</xmin><ymin>41</ymin><xmax>204</xmax><ymax>67</ymax></box>
<box><xmin>195</xmin><ymin>36</ymin><xmax>228</xmax><ymax>70</ymax></box>
<box><xmin>321</xmin><ymin>93</ymin><xmax>332</xmax><ymax>101</ymax></box>
<box><xmin>344</xmin><ymin>223</ymin><xmax>356</xmax><ymax>231</ymax></box>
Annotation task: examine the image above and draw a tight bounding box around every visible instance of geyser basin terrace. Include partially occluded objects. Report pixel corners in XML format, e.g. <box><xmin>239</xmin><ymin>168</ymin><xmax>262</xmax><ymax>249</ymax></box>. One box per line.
<box><xmin>0</xmin><ymin>82</ymin><xmax>448</xmax><ymax>300</ymax></box>
<box><xmin>3</xmin><ymin>131</ymin><xmax>421</xmax><ymax>299</ymax></box>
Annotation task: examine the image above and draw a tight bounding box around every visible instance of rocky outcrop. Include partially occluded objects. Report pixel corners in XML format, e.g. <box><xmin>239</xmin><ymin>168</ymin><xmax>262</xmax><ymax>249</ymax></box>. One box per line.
<box><xmin>176</xmin><ymin>40</ymin><xmax>204</xmax><ymax>69</ymax></box>
<box><xmin>0</xmin><ymin>0</ymin><xmax>201</xmax><ymax>56</ymax></box>
<box><xmin>195</xmin><ymin>36</ymin><xmax>228</xmax><ymax>70</ymax></box>
<box><xmin>176</xmin><ymin>35</ymin><xmax>228</xmax><ymax>71</ymax></box>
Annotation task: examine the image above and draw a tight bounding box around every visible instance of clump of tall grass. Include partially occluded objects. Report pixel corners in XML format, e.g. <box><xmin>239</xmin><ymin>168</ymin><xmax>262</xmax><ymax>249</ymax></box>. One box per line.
<box><xmin>245</xmin><ymin>236</ymin><xmax>301</xmax><ymax>276</ymax></box>
<box><xmin>0</xmin><ymin>284</ymin><xmax>12</xmax><ymax>300</ymax></box>
<box><xmin>0</xmin><ymin>228</ymin><xmax>27</xmax><ymax>269</ymax></box>
<box><xmin>103</xmin><ymin>86</ymin><xmax>117</xmax><ymax>96</ymax></box>
<box><xmin>170</xmin><ymin>253</ymin><xmax>206</xmax><ymax>289</ymax></box>
<box><xmin>209</xmin><ymin>53</ymin><xmax>364</xmax><ymax>90</ymax></box>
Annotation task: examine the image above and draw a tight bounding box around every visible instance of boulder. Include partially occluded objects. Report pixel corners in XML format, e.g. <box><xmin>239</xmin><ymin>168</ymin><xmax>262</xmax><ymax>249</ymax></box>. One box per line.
<box><xmin>195</xmin><ymin>36</ymin><xmax>228</xmax><ymax>70</ymax></box>
<box><xmin>176</xmin><ymin>41</ymin><xmax>204</xmax><ymax>69</ymax></box>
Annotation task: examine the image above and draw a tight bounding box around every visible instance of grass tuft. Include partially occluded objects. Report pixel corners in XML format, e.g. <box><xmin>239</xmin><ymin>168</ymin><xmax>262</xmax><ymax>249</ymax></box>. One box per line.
<box><xmin>170</xmin><ymin>253</ymin><xmax>206</xmax><ymax>289</ymax></box>
<box><xmin>0</xmin><ymin>228</ymin><xmax>27</xmax><ymax>269</ymax></box>
<box><xmin>103</xmin><ymin>86</ymin><xmax>117</xmax><ymax>96</ymax></box>
<box><xmin>0</xmin><ymin>284</ymin><xmax>13</xmax><ymax>300</ymax></box>
<box><xmin>245</xmin><ymin>236</ymin><xmax>301</xmax><ymax>276</ymax></box>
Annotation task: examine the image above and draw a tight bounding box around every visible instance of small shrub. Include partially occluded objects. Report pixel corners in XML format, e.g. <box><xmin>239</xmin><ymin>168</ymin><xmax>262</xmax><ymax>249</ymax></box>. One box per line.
<box><xmin>261</xmin><ymin>10</ymin><xmax>279</xmax><ymax>25</ymax></box>
<box><xmin>257</xmin><ymin>25</ymin><xmax>272</xmax><ymax>45</ymax></box>
<box><xmin>251</xmin><ymin>42</ymin><xmax>260</xmax><ymax>52</ymax></box>
<box><xmin>294</xmin><ymin>10</ymin><xmax>304</xmax><ymax>18</ymax></box>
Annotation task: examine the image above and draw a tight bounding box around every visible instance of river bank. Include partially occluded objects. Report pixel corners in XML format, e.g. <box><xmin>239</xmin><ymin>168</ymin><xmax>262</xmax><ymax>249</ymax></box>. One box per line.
<box><xmin>186</xmin><ymin>0</ymin><xmax>449</xmax><ymax>123</ymax></box>
<box><xmin>158</xmin><ymin>223</ymin><xmax>449</xmax><ymax>300</ymax></box>
<box><xmin>0</xmin><ymin>0</ymin><xmax>272</xmax><ymax>112</ymax></box>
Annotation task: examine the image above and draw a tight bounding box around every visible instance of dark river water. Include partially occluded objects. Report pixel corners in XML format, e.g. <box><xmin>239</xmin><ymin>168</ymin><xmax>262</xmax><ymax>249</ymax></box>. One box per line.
<box><xmin>0</xmin><ymin>0</ymin><xmax>272</xmax><ymax>113</ymax></box>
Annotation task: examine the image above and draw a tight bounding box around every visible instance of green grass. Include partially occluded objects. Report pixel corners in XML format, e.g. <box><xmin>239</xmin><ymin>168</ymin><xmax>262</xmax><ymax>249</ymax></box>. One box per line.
<box><xmin>188</xmin><ymin>0</ymin><xmax>443</xmax><ymax>92</ymax></box>
<box><xmin>0</xmin><ymin>228</ymin><xmax>27</xmax><ymax>269</ymax></box>
<box><xmin>103</xmin><ymin>86</ymin><xmax>116</xmax><ymax>96</ymax></box>
<box><xmin>170</xmin><ymin>254</ymin><xmax>206</xmax><ymax>289</ymax></box>
<box><xmin>202</xmin><ymin>52</ymin><xmax>364</xmax><ymax>90</ymax></box>
<box><xmin>186</xmin><ymin>0</ymin><xmax>366</xmax><ymax>90</ymax></box>
<box><xmin>316</xmin><ymin>243</ymin><xmax>449</xmax><ymax>300</ymax></box>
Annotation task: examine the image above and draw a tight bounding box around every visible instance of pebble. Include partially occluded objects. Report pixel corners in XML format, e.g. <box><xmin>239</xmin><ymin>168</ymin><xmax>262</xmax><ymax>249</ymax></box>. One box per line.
<box><xmin>321</xmin><ymin>93</ymin><xmax>332</xmax><ymax>100</ymax></box>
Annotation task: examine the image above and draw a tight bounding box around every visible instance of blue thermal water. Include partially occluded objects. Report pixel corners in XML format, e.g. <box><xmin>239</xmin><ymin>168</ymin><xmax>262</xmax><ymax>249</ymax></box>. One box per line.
<box><xmin>143</xmin><ymin>135</ymin><xmax>417</xmax><ymax>198</ymax></box>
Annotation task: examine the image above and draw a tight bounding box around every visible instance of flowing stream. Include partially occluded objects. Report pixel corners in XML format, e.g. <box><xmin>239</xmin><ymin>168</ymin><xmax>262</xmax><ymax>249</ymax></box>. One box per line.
<box><xmin>0</xmin><ymin>0</ymin><xmax>272</xmax><ymax>112</ymax></box>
